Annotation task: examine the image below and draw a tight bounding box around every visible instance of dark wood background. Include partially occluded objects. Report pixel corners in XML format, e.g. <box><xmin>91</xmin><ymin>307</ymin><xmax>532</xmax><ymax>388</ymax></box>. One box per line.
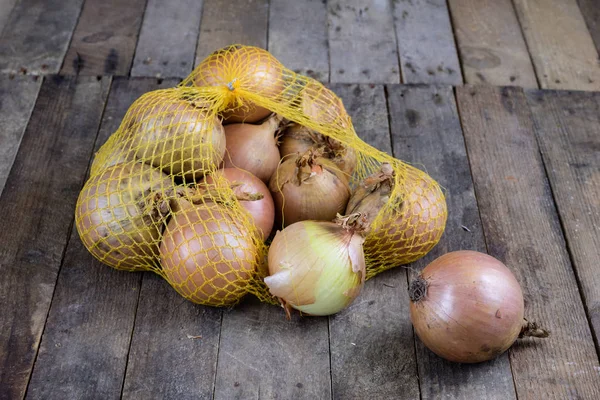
<box><xmin>0</xmin><ymin>0</ymin><xmax>599</xmax><ymax>399</ymax></box>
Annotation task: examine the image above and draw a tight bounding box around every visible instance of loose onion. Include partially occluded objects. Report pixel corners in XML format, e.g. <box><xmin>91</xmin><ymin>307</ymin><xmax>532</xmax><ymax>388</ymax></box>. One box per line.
<box><xmin>160</xmin><ymin>200</ymin><xmax>258</xmax><ymax>306</ymax></box>
<box><xmin>279</xmin><ymin>123</ymin><xmax>357</xmax><ymax>176</ymax></box>
<box><xmin>75</xmin><ymin>163</ymin><xmax>171</xmax><ymax>271</ymax></box>
<box><xmin>265</xmin><ymin>217</ymin><xmax>366</xmax><ymax>316</ymax></box>
<box><xmin>126</xmin><ymin>90</ymin><xmax>226</xmax><ymax>182</ymax></box>
<box><xmin>223</xmin><ymin>114</ymin><xmax>281</xmax><ymax>182</ymax></box>
<box><xmin>269</xmin><ymin>150</ymin><xmax>351</xmax><ymax>226</ymax></box>
<box><xmin>204</xmin><ymin>168</ymin><xmax>275</xmax><ymax>240</ymax></box>
<box><xmin>346</xmin><ymin>163</ymin><xmax>446</xmax><ymax>263</ymax></box>
<box><xmin>193</xmin><ymin>45</ymin><xmax>284</xmax><ymax>123</ymax></box>
<box><xmin>409</xmin><ymin>251</ymin><xmax>549</xmax><ymax>363</ymax></box>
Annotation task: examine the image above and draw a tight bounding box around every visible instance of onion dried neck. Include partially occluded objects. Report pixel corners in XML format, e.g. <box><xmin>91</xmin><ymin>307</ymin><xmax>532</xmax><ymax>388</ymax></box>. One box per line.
<box><xmin>408</xmin><ymin>276</ymin><xmax>428</xmax><ymax>303</ymax></box>
<box><xmin>519</xmin><ymin>319</ymin><xmax>550</xmax><ymax>338</ymax></box>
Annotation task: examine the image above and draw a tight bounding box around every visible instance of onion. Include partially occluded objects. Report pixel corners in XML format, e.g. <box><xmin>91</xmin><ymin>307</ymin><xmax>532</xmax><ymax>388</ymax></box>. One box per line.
<box><xmin>269</xmin><ymin>150</ymin><xmax>351</xmax><ymax>226</ymax></box>
<box><xmin>279</xmin><ymin>122</ymin><xmax>357</xmax><ymax>175</ymax></box>
<box><xmin>160</xmin><ymin>200</ymin><xmax>259</xmax><ymax>306</ymax></box>
<box><xmin>265</xmin><ymin>217</ymin><xmax>366</xmax><ymax>316</ymax></box>
<box><xmin>75</xmin><ymin>163</ymin><xmax>171</xmax><ymax>271</ymax></box>
<box><xmin>302</xmin><ymin>80</ymin><xmax>351</xmax><ymax>130</ymax></box>
<box><xmin>204</xmin><ymin>168</ymin><xmax>275</xmax><ymax>240</ymax></box>
<box><xmin>126</xmin><ymin>90</ymin><xmax>226</xmax><ymax>182</ymax></box>
<box><xmin>409</xmin><ymin>251</ymin><xmax>549</xmax><ymax>363</ymax></box>
<box><xmin>346</xmin><ymin>163</ymin><xmax>446</xmax><ymax>264</ymax></box>
<box><xmin>223</xmin><ymin>114</ymin><xmax>282</xmax><ymax>182</ymax></box>
<box><xmin>193</xmin><ymin>45</ymin><xmax>284</xmax><ymax>123</ymax></box>
<box><xmin>90</xmin><ymin>135</ymin><xmax>136</xmax><ymax>177</ymax></box>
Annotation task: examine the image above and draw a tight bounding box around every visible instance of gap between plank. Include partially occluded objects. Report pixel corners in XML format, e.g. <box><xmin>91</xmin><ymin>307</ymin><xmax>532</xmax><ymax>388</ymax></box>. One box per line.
<box><xmin>56</xmin><ymin>1</ymin><xmax>88</xmax><ymax>75</ymax></box>
<box><xmin>126</xmin><ymin>0</ymin><xmax>152</xmax><ymax>77</ymax></box>
<box><xmin>443</xmin><ymin>0</ymin><xmax>466</xmax><ymax>84</ymax></box>
<box><xmin>211</xmin><ymin>311</ymin><xmax>225</xmax><ymax>400</ymax></box>
<box><xmin>508</xmin><ymin>0</ymin><xmax>541</xmax><ymax>89</ymax></box>
<box><xmin>190</xmin><ymin>1</ymin><xmax>206</xmax><ymax>72</ymax></box>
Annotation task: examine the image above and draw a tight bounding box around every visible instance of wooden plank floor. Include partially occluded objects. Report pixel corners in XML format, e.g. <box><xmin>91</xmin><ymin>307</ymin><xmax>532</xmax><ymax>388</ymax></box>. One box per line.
<box><xmin>0</xmin><ymin>0</ymin><xmax>600</xmax><ymax>399</ymax></box>
<box><xmin>0</xmin><ymin>75</ymin><xmax>598</xmax><ymax>399</ymax></box>
<box><xmin>0</xmin><ymin>0</ymin><xmax>598</xmax><ymax>89</ymax></box>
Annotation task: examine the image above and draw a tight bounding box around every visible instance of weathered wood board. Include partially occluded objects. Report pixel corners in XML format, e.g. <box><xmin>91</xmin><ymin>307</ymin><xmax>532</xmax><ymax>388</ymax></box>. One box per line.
<box><xmin>457</xmin><ymin>85</ymin><xmax>600</xmax><ymax>399</ymax></box>
<box><xmin>526</xmin><ymin>89</ymin><xmax>600</xmax><ymax>351</ymax></box>
<box><xmin>393</xmin><ymin>0</ymin><xmax>462</xmax><ymax>85</ymax></box>
<box><xmin>131</xmin><ymin>0</ymin><xmax>203</xmax><ymax>78</ymax></box>
<box><xmin>195</xmin><ymin>0</ymin><xmax>269</xmax><ymax>65</ymax></box>
<box><xmin>0</xmin><ymin>0</ymin><xmax>85</xmax><ymax>74</ymax></box>
<box><xmin>61</xmin><ymin>0</ymin><xmax>148</xmax><ymax>76</ymax></box>
<box><xmin>328</xmin><ymin>0</ymin><xmax>400</xmax><ymax>83</ymax></box>
<box><xmin>268</xmin><ymin>0</ymin><xmax>329</xmax><ymax>82</ymax></box>
<box><xmin>0</xmin><ymin>75</ymin><xmax>110</xmax><ymax>400</ymax></box>
<box><xmin>0</xmin><ymin>75</ymin><xmax>41</xmax><ymax>195</ymax></box>
<box><xmin>513</xmin><ymin>0</ymin><xmax>600</xmax><ymax>90</ymax></box>
<box><xmin>448</xmin><ymin>0</ymin><xmax>538</xmax><ymax>87</ymax></box>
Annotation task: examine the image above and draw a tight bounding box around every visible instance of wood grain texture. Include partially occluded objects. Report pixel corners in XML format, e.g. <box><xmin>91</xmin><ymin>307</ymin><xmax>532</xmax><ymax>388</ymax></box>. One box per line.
<box><xmin>513</xmin><ymin>0</ymin><xmax>600</xmax><ymax>90</ymax></box>
<box><xmin>122</xmin><ymin>274</ymin><xmax>222</xmax><ymax>400</ymax></box>
<box><xmin>393</xmin><ymin>0</ymin><xmax>462</xmax><ymax>85</ymax></box>
<box><xmin>387</xmin><ymin>84</ymin><xmax>517</xmax><ymax>399</ymax></box>
<box><xmin>328</xmin><ymin>0</ymin><xmax>400</xmax><ymax>83</ymax></box>
<box><xmin>60</xmin><ymin>0</ymin><xmax>148</xmax><ymax>76</ymax></box>
<box><xmin>448</xmin><ymin>0</ymin><xmax>537</xmax><ymax>88</ymax></box>
<box><xmin>25</xmin><ymin>77</ymin><xmax>173</xmax><ymax>400</ymax></box>
<box><xmin>0</xmin><ymin>0</ymin><xmax>18</xmax><ymax>33</ymax></box>
<box><xmin>195</xmin><ymin>0</ymin><xmax>268</xmax><ymax>65</ymax></box>
<box><xmin>577</xmin><ymin>0</ymin><xmax>600</xmax><ymax>54</ymax></box>
<box><xmin>327</xmin><ymin>83</ymin><xmax>417</xmax><ymax>400</ymax></box>
<box><xmin>213</xmin><ymin>298</ymin><xmax>330</xmax><ymax>400</ymax></box>
<box><xmin>0</xmin><ymin>0</ymin><xmax>85</xmax><ymax>74</ymax></box>
<box><xmin>268</xmin><ymin>0</ymin><xmax>329</xmax><ymax>82</ymax></box>
<box><xmin>526</xmin><ymin>89</ymin><xmax>600</xmax><ymax>350</ymax></box>
<box><xmin>457</xmin><ymin>85</ymin><xmax>600</xmax><ymax>399</ymax></box>
<box><xmin>0</xmin><ymin>75</ymin><xmax>110</xmax><ymax>400</ymax></box>
<box><xmin>131</xmin><ymin>0</ymin><xmax>203</xmax><ymax>78</ymax></box>
<box><xmin>0</xmin><ymin>75</ymin><xmax>41</xmax><ymax>195</ymax></box>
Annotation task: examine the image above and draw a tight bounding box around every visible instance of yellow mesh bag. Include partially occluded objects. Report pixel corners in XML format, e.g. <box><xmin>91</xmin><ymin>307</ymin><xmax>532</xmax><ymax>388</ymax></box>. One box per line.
<box><xmin>76</xmin><ymin>45</ymin><xmax>447</xmax><ymax>307</ymax></box>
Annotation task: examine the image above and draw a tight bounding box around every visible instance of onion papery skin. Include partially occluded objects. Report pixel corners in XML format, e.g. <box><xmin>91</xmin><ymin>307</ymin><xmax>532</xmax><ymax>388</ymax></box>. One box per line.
<box><xmin>346</xmin><ymin>166</ymin><xmax>446</xmax><ymax>265</ymax></box>
<box><xmin>126</xmin><ymin>91</ymin><xmax>226</xmax><ymax>182</ymax></box>
<box><xmin>160</xmin><ymin>201</ymin><xmax>258</xmax><ymax>306</ymax></box>
<box><xmin>223</xmin><ymin>114</ymin><xmax>281</xmax><ymax>183</ymax></box>
<box><xmin>269</xmin><ymin>154</ymin><xmax>351</xmax><ymax>227</ymax></box>
<box><xmin>265</xmin><ymin>220</ymin><xmax>365</xmax><ymax>316</ymax></box>
<box><xmin>75</xmin><ymin>163</ymin><xmax>171</xmax><ymax>271</ymax></box>
<box><xmin>409</xmin><ymin>251</ymin><xmax>525</xmax><ymax>363</ymax></box>
<box><xmin>204</xmin><ymin>168</ymin><xmax>275</xmax><ymax>240</ymax></box>
<box><xmin>279</xmin><ymin>123</ymin><xmax>357</xmax><ymax>176</ymax></box>
<box><xmin>192</xmin><ymin>45</ymin><xmax>284</xmax><ymax>123</ymax></box>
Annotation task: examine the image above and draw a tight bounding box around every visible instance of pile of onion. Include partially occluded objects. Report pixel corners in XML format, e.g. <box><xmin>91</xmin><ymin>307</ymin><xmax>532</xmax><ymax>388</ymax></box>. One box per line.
<box><xmin>223</xmin><ymin>114</ymin><xmax>282</xmax><ymax>182</ymax></box>
<box><xmin>265</xmin><ymin>215</ymin><xmax>366</xmax><ymax>317</ymax></box>
<box><xmin>193</xmin><ymin>45</ymin><xmax>284</xmax><ymax>123</ymax></box>
<box><xmin>160</xmin><ymin>199</ymin><xmax>259</xmax><ymax>306</ymax></box>
<box><xmin>203</xmin><ymin>168</ymin><xmax>275</xmax><ymax>240</ymax></box>
<box><xmin>75</xmin><ymin>163</ymin><xmax>171</xmax><ymax>271</ymax></box>
<box><xmin>346</xmin><ymin>163</ymin><xmax>446</xmax><ymax>264</ymax></box>
<box><xmin>409</xmin><ymin>251</ymin><xmax>549</xmax><ymax>363</ymax></box>
<box><xmin>126</xmin><ymin>90</ymin><xmax>226</xmax><ymax>182</ymax></box>
<box><xmin>269</xmin><ymin>149</ymin><xmax>351</xmax><ymax>226</ymax></box>
<box><xmin>279</xmin><ymin>122</ymin><xmax>357</xmax><ymax>176</ymax></box>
